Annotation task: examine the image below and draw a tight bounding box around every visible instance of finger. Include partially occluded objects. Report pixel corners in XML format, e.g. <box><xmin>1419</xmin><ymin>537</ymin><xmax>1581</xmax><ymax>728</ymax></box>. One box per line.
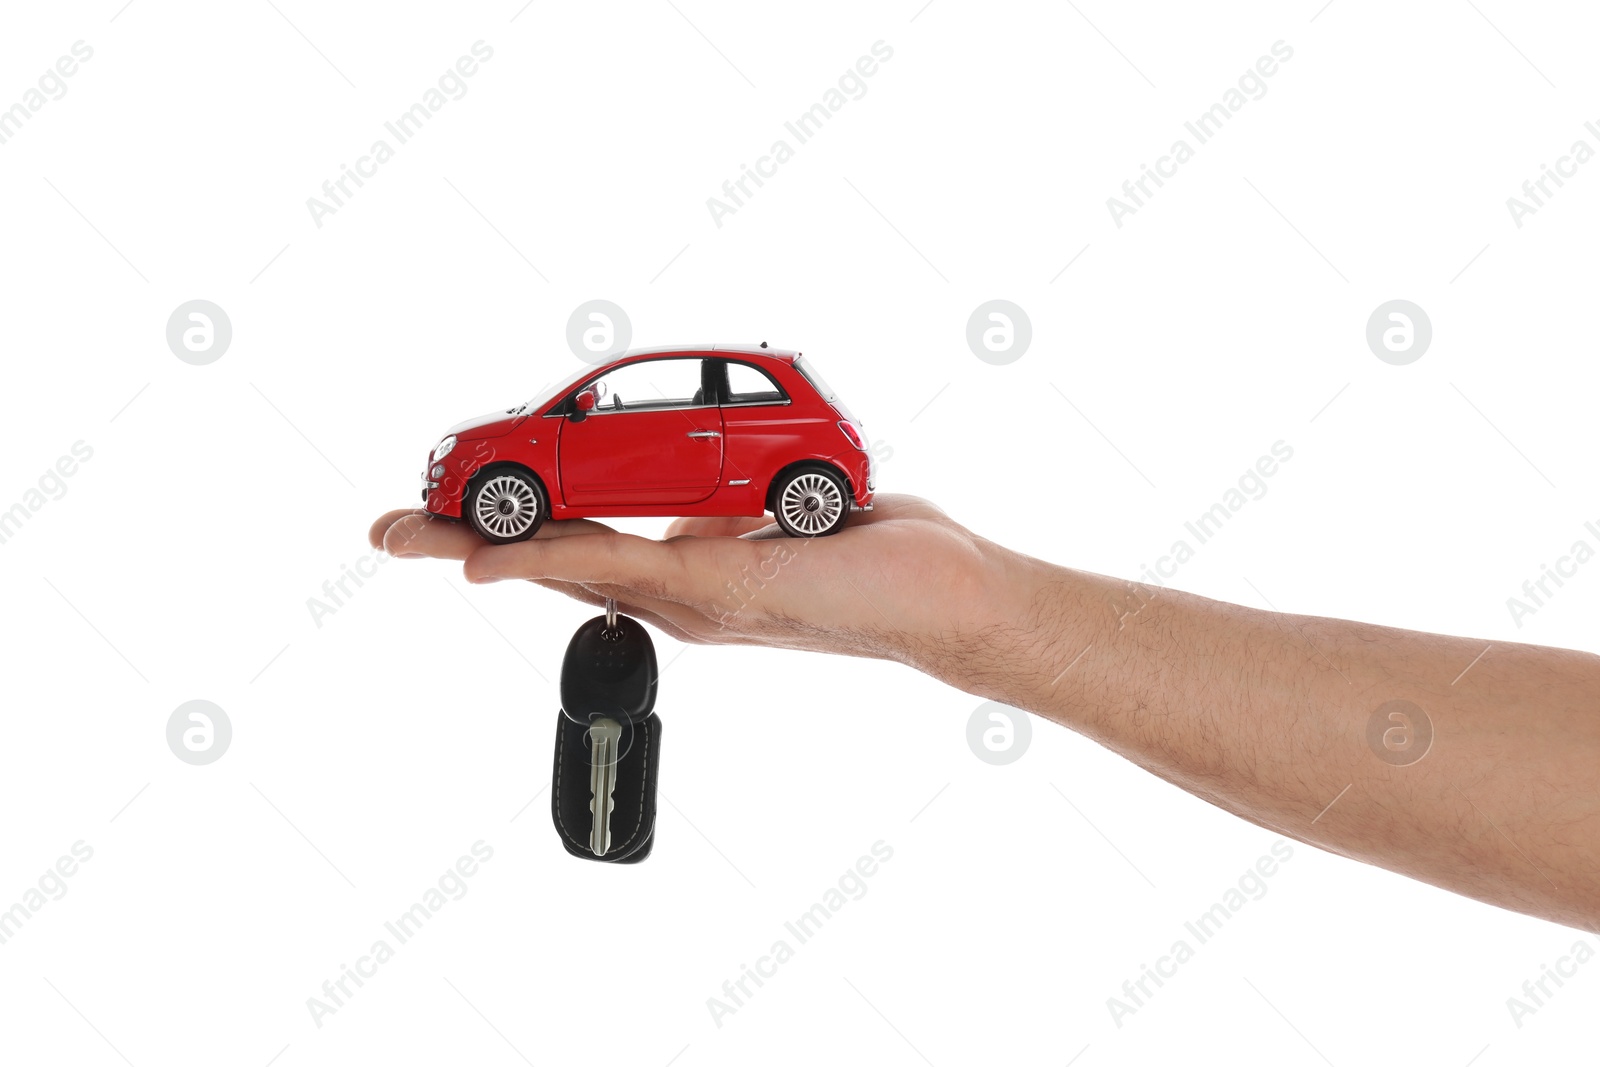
<box><xmin>510</xmin><ymin>573</ymin><xmax>706</xmax><ymax>645</ymax></box>
<box><xmin>857</xmin><ymin>494</ymin><xmax>946</xmax><ymax>522</ymax></box>
<box><xmin>382</xmin><ymin>512</ymin><xmax>481</xmax><ymax>560</ymax></box>
<box><xmin>464</xmin><ymin>532</ymin><xmax>681</xmax><ymax>593</ymax></box>
<box><xmin>531</xmin><ymin>517</ymin><xmax>620</xmax><ymax>539</ymax></box>
<box><xmin>370</xmin><ymin>509</ymin><xmax>426</xmax><ymax>551</ymax></box>
<box><xmin>664</xmin><ymin>514</ymin><xmax>776</xmax><ymax>539</ymax></box>
<box><xmin>379</xmin><ymin>510</ymin><xmax>620</xmax><ymax>561</ymax></box>
<box><xmin>555</xmin><ymin>580</ymin><xmax>706</xmax><ymax>645</ymax></box>
<box><xmin>579</xmin><ymin>579</ymin><xmax>730</xmax><ymax>640</ymax></box>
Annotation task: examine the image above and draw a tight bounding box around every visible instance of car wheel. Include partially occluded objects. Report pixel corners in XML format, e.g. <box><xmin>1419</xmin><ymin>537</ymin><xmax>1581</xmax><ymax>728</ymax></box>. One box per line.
<box><xmin>467</xmin><ymin>468</ymin><xmax>547</xmax><ymax>544</ymax></box>
<box><xmin>772</xmin><ymin>465</ymin><xmax>851</xmax><ymax>537</ymax></box>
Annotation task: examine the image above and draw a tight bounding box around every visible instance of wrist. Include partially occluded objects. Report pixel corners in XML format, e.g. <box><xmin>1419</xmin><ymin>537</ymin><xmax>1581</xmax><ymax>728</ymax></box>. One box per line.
<box><xmin>904</xmin><ymin>542</ymin><xmax>1095</xmax><ymax>708</ymax></box>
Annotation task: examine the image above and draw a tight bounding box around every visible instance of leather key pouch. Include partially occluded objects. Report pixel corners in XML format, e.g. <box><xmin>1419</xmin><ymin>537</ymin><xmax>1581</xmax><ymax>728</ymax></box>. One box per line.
<box><xmin>551</xmin><ymin>710</ymin><xmax>661</xmax><ymax>863</ymax></box>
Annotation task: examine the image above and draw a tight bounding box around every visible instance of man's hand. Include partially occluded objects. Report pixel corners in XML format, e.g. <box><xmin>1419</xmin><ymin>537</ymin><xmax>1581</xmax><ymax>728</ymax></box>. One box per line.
<box><xmin>368</xmin><ymin>495</ymin><xmax>1040</xmax><ymax>672</ymax></box>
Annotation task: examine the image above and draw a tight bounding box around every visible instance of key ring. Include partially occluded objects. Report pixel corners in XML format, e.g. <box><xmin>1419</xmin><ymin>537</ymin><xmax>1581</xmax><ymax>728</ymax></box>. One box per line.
<box><xmin>605</xmin><ymin>597</ymin><xmax>618</xmax><ymax>633</ymax></box>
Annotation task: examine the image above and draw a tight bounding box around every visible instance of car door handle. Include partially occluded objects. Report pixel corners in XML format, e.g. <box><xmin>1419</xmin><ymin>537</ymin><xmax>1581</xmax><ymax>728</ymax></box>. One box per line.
<box><xmin>686</xmin><ymin>430</ymin><xmax>721</xmax><ymax>439</ymax></box>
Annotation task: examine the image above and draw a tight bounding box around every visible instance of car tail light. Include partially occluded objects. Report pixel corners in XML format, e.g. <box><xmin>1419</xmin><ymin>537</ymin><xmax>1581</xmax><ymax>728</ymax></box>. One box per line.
<box><xmin>837</xmin><ymin>421</ymin><xmax>865</xmax><ymax>450</ymax></box>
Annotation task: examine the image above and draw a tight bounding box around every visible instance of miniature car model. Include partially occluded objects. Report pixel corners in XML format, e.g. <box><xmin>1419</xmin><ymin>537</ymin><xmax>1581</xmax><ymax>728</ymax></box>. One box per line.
<box><xmin>420</xmin><ymin>344</ymin><xmax>875</xmax><ymax>542</ymax></box>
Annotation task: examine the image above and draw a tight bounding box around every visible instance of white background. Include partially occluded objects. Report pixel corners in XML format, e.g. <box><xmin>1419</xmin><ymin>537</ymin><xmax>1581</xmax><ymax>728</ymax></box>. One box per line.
<box><xmin>1</xmin><ymin>1</ymin><xmax>1597</xmax><ymax>1064</ymax></box>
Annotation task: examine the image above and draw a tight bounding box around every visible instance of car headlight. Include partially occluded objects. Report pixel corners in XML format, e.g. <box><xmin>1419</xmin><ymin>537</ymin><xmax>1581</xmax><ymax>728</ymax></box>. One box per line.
<box><xmin>433</xmin><ymin>435</ymin><xmax>457</xmax><ymax>461</ymax></box>
<box><xmin>431</xmin><ymin>464</ymin><xmax>446</xmax><ymax>479</ymax></box>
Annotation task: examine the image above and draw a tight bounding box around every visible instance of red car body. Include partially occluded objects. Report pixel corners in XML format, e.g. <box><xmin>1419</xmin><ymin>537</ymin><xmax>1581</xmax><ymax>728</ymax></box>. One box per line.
<box><xmin>421</xmin><ymin>345</ymin><xmax>875</xmax><ymax>537</ymax></box>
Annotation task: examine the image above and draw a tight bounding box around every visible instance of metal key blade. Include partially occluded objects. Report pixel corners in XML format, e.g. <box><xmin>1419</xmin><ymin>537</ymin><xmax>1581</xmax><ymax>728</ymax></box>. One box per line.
<box><xmin>588</xmin><ymin>717</ymin><xmax>623</xmax><ymax>856</ymax></box>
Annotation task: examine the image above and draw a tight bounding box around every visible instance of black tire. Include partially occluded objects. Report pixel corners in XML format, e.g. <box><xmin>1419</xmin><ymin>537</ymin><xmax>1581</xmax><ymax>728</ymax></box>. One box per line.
<box><xmin>465</xmin><ymin>466</ymin><xmax>548</xmax><ymax>544</ymax></box>
<box><xmin>770</xmin><ymin>464</ymin><xmax>851</xmax><ymax>537</ymax></box>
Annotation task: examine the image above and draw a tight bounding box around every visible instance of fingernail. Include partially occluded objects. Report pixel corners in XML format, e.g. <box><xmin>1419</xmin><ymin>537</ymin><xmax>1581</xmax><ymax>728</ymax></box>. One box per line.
<box><xmin>469</xmin><ymin>575</ymin><xmax>502</xmax><ymax>584</ymax></box>
<box><xmin>395</xmin><ymin>552</ymin><xmax>423</xmax><ymax>559</ymax></box>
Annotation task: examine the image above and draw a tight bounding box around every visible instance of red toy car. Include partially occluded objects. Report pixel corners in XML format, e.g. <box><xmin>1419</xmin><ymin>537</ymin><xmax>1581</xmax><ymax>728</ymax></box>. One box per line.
<box><xmin>421</xmin><ymin>344</ymin><xmax>875</xmax><ymax>542</ymax></box>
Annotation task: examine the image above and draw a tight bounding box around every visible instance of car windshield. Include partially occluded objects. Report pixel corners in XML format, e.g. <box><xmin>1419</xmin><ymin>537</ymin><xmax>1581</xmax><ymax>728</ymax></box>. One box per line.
<box><xmin>521</xmin><ymin>363</ymin><xmax>597</xmax><ymax>413</ymax></box>
<box><xmin>794</xmin><ymin>357</ymin><xmax>836</xmax><ymax>402</ymax></box>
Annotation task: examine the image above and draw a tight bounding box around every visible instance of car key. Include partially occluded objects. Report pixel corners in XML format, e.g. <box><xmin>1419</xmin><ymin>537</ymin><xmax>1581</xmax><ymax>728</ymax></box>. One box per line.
<box><xmin>560</xmin><ymin>599</ymin><xmax>658</xmax><ymax>727</ymax></box>
<box><xmin>553</xmin><ymin>599</ymin><xmax>664</xmax><ymax>861</ymax></box>
<box><xmin>588</xmin><ymin>717</ymin><xmax>623</xmax><ymax>856</ymax></box>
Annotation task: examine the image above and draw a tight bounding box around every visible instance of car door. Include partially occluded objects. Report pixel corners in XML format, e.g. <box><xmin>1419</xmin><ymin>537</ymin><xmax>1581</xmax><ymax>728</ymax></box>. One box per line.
<box><xmin>716</xmin><ymin>358</ymin><xmax>800</xmax><ymax>486</ymax></box>
<box><xmin>557</xmin><ymin>356</ymin><xmax>724</xmax><ymax>506</ymax></box>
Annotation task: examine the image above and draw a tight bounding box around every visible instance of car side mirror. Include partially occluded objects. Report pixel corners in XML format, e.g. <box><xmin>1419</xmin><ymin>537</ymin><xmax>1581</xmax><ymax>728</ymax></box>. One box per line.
<box><xmin>575</xmin><ymin>390</ymin><xmax>597</xmax><ymax>413</ymax></box>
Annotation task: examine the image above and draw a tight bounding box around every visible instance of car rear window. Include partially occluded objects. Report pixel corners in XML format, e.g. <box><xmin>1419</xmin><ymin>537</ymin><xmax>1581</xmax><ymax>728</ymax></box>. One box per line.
<box><xmin>794</xmin><ymin>357</ymin><xmax>836</xmax><ymax>402</ymax></box>
<box><xmin>725</xmin><ymin>361</ymin><xmax>788</xmax><ymax>405</ymax></box>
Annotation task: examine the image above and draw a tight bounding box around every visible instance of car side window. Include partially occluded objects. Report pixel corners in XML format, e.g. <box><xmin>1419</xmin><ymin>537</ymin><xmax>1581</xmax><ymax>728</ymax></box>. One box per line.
<box><xmin>724</xmin><ymin>361</ymin><xmax>788</xmax><ymax>406</ymax></box>
<box><xmin>586</xmin><ymin>358</ymin><xmax>708</xmax><ymax>413</ymax></box>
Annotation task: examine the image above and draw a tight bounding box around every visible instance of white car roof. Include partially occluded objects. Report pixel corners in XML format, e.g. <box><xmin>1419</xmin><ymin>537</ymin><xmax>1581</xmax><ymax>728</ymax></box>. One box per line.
<box><xmin>617</xmin><ymin>343</ymin><xmax>801</xmax><ymax>360</ymax></box>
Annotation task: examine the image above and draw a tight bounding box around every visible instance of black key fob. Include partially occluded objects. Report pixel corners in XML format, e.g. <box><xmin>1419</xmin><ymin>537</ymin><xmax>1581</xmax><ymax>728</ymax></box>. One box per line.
<box><xmin>552</xmin><ymin>605</ymin><xmax>663</xmax><ymax>863</ymax></box>
<box><xmin>560</xmin><ymin>613</ymin><xmax>658</xmax><ymax>726</ymax></box>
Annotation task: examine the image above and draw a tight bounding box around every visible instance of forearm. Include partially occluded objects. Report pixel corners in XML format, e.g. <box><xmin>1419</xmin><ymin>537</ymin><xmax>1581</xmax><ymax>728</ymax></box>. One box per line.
<box><xmin>924</xmin><ymin>545</ymin><xmax>1600</xmax><ymax>929</ymax></box>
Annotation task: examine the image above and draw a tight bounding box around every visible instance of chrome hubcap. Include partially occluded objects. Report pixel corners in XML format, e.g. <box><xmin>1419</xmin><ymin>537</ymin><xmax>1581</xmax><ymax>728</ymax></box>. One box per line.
<box><xmin>475</xmin><ymin>475</ymin><xmax>539</xmax><ymax>538</ymax></box>
<box><xmin>780</xmin><ymin>473</ymin><xmax>843</xmax><ymax>535</ymax></box>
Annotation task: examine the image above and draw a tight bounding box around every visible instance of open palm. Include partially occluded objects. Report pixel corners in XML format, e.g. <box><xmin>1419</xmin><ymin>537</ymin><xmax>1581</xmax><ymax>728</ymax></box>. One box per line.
<box><xmin>369</xmin><ymin>494</ymin><xmax>1029</xmax><ymax>668</ymax></box>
